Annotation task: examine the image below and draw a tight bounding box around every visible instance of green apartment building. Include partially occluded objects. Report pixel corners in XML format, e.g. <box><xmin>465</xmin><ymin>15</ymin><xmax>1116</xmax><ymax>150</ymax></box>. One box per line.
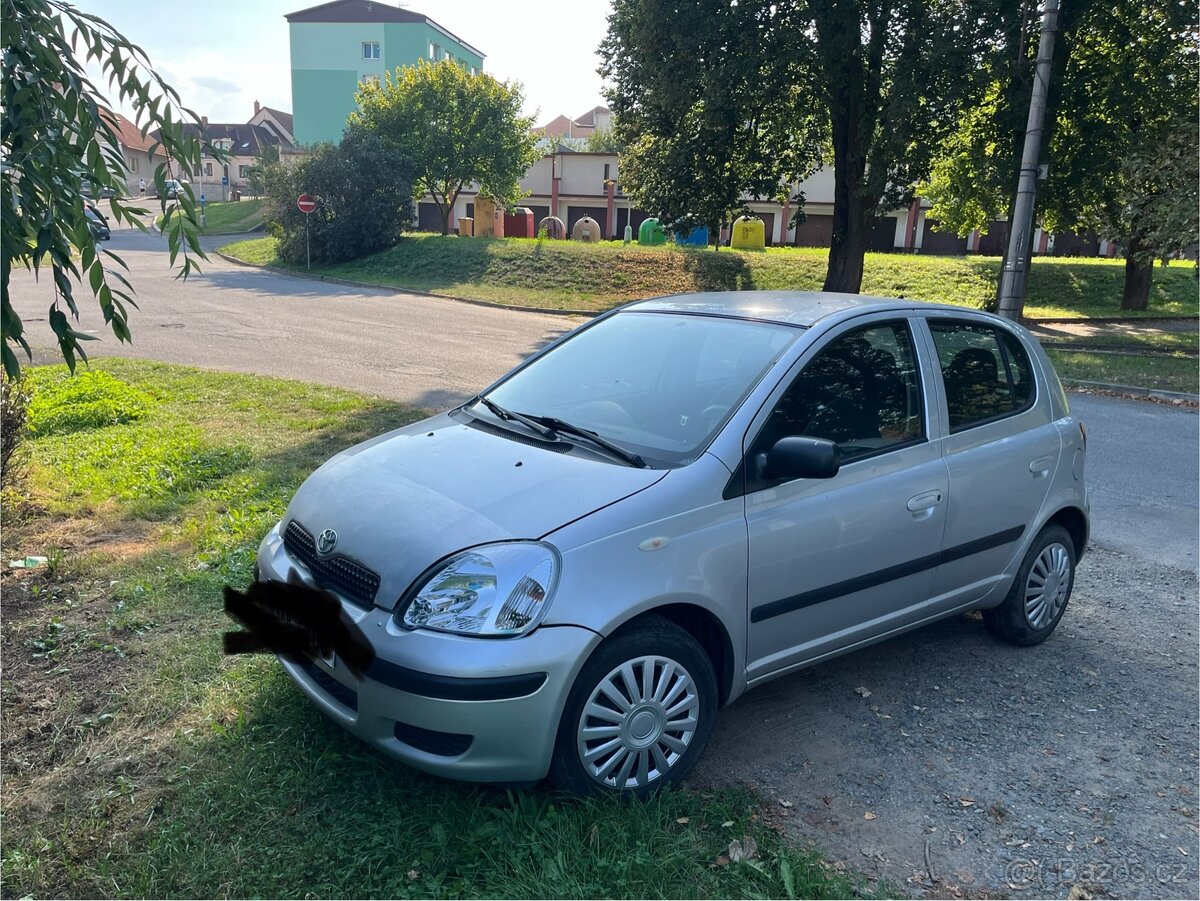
<box><xmin>287</xmin><ymin>0</ymin><xmax>485</xmax><ymax>146</ymax></box>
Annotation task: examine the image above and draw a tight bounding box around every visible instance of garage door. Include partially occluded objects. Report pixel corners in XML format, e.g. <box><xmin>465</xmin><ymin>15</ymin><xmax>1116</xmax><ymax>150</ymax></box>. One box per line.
<box><xmin>417</xmin><ymin>202</ymin><xmax>442</xmax><ymax>232</ymax></box>
<box><xmin>792</xmin><ymin>215</ymin><xmax>833</xmax><ymax>247</ymax></box>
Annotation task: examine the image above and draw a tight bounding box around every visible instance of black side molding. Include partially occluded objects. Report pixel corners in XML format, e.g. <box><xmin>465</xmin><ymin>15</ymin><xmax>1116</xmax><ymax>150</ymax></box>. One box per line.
<box><xmin>366</xmin><ymin>658</ymin><xmax>548</xmax><ymax>701</ymax></box>
<box><xmin>751</xmin><ymin>525</ymin><xmax>1025</xmax><ymax>623</ymax></box>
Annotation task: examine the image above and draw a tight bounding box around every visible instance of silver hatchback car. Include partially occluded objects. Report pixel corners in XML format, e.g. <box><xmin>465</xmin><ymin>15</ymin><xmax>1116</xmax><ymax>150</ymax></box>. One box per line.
<box><xmin>254</xmin><ymin>291</ymin><xmax>1088</xmax><ymax>795</ymax></box>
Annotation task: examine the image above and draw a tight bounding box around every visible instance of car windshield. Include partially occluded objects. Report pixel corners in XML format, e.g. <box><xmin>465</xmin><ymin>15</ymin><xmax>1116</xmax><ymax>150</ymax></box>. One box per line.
<box><xmin>482</xmin><ymin>311</ymin><xmax>799</xmax><ymax>466</ymax></box>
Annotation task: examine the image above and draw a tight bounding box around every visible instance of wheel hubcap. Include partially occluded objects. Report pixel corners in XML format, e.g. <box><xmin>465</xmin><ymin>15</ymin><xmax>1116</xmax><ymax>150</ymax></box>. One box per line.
<box><xmin>577</xmin><ymin>655</ymin><xmax>699</xmax><ymax>790</ymax></box>
<box><xmin>1025</xmin><ymin>542</ymin><xmax>1071</xmax><ymax>629</ymax></box>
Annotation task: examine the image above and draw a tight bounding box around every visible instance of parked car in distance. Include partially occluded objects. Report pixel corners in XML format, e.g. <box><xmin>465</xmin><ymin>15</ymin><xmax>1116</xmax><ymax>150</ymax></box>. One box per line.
<box><xmin>255</xmin><ymin>291</ymin><xmax>1089</xmax><ymax>796</ymax></box>
<box><xmin>163</xmin><ymin>179</ymin><xmax>190</xmax><ymax>199</ymax></box>
<box><xmin>82</xmin><ymin>183</ymin><xmax>118</xmax><ymax>199</ymax></box>
<box><xmin>85</xmin><ymin>206</ymin><xmax>110</xmax><ymax>241</ymax></box>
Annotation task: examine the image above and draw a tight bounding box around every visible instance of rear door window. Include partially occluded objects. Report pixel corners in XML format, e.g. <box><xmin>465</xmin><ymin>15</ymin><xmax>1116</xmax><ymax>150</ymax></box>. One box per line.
<box><xmin>928</xmin><ymin>321</ymin><xmax>1036</xmax><ymax>431</ymax></box>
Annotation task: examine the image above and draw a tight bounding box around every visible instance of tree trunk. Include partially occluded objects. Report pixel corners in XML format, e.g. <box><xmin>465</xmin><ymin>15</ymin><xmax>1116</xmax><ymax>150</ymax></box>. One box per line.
<box><xmin>823</xmin><ymin>108</ymin><xmax>870</xmax><ymax>293</ymax></box>
<box><xmin>1121</xmin><ymin>238</ymin><xmax>1153</xmax><ymax>310</ymax></box>
<box><xmin>440</xmin><ymin>205</ymin><xmax>451</xmax><ymax>236</ymax></box>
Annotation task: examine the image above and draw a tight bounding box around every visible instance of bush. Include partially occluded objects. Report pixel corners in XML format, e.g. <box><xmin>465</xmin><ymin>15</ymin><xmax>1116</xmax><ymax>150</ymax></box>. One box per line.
<box><xmin>264</xmin><ymin>131</ymin><xmax>415</xmax><ymax>265</ymax></box>
<box><xmin>2</xmin><ymin>378</ymin><xmax>31</xmax><ymax>493</ymax></box>
<box><xmin>25</xmin><ymin>370</ymin><xmax>153</xmax><ymax>437</ymax></box>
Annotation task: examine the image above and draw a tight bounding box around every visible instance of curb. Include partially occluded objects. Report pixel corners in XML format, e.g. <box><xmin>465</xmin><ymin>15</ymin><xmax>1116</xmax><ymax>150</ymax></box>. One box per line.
<box><xmin>1038</xmin><ymin>342</ymin><xmax>1197</xmax><ymax>359</ymax></box>
<box><xmin>1026</xmin><ymin>315</ymin><xmax>1196</xmax><ymax>325</ymax></box>
<box><xmin>213</xmin><ymin>250</ymin><xmax>598</xmax><ymax>318</ymax></box>
<box><xmin>1062</xmin><ymin>378</ymin><xmax>1198</xmax><ymax>405</ymax></box>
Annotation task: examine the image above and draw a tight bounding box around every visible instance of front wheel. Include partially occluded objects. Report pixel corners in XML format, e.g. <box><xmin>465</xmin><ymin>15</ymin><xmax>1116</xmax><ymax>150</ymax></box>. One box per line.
<box><xmin>984</xmin><ymin>523</ymin><xmax>1077</xmax><ymax>646</ymax></box>
<box><xmin>548</xmin><ymin>616</ymin><xmax>717</xmax><ymax>797</ymax></box>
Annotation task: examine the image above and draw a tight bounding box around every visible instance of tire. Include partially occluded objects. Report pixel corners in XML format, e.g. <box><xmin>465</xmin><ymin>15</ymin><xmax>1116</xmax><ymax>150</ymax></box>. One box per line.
<box><xmin>984</xmin><ymin>523</ymin><xmax>1076</xmax><ymax>646</ymax></box>
<box><xmin>547</xmin><ymin>615</ymin><xmax>717</xmax><ymax>797</ymax></box>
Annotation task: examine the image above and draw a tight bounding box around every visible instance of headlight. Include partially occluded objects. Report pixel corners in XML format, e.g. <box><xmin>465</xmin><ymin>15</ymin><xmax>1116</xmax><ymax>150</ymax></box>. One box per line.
<box><xmin>399</xmin><ymin>542</ymin><xmax>559</xmax><ymax>637</ymax></box>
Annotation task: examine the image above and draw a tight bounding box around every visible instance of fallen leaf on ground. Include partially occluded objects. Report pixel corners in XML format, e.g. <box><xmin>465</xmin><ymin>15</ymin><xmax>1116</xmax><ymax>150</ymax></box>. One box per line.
<box><xmin>864</xmin><ymin>811</ymin><xmax>878</xmax><ymax>820</ymax></box>
<box><xmin>727</xmin><ymin>836</ymin><xmax>758</xmax><ymax>862</ymax></box>
<box><xmin>855</xmin><ymin>686</ymin><xmax>872</xmax><ymax>698</ymax></box>
<box><xmin>959</xmin><ymin>797</ymin><xmax>975</xmax><ymax>807</ymax></box>
<box><xmin>676</xmin><ymin>816</ymin><xmax>690</xmax><ymax>824</ymax></box>
<box><xmin>406</xmin><ymin>870</ymin><xmax>420</xmax><ymax>881</ymax></box>
<box><xmin>1067</xmin><ymin>884</ymin><xmax>1093</xmax><ymax>900</ymax></box>
<box><xmin>821</xmin><ymin>795</ymin><xmax>833</xmax><ymax>806</ymax></box>
<box><xmin>779</xmin><ymin>799</ymin><xmax>793</xmax><ymax>808</ymax></box>
<box><xmin>721</xmin><ymin>820</ymin><xmax>735</xmax><ymax>828</ymax></box>
<box><xmin>715</xmin><ymin>853</ymin><xmax>731</xmax><ymax>867</ymax></box>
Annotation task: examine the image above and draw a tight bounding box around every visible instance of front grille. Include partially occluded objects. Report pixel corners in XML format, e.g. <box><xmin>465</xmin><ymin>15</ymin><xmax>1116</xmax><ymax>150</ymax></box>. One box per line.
<box><xmin>283</xmin><ymin>520</ymin><xmax>380</xmax><ymax>609</ymax></box>
<box><xmin>394</xmin><ymin>720</ymin><xmax>473</xmax><ymax>757</ymax></box>
<box><xmin>301</xmin><ymin>662</ymin><xmax>358</xmax><ymax>712</ymax></box>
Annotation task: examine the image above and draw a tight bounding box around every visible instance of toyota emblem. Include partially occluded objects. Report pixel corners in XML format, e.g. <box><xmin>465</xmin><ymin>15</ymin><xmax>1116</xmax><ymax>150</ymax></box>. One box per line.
<box><xmin>317</xmin><ymin>528</ymin><xmax>338</xmax><ymax>554</ymax></box>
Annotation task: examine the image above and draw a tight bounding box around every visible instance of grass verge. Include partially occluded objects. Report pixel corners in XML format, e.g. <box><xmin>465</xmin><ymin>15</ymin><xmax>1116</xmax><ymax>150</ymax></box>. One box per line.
<box><xmin>221</xmin><ymin>233</ymin><xmax>1198</xmax><ymax>319</ymax></box>
<box><xmin>1047</xmin><ymin>349</ymin><xmax>1199</xmax><ymax>394</ymax></box>
<box><xmin>1</xmin><ymin>358</ymin><xmax>871</xmax><ymax>899</ymax></box>
<box><xmin>160</xmin><ymin>198</ymin><xmax>265</xmax><ymax>234</ymax></box>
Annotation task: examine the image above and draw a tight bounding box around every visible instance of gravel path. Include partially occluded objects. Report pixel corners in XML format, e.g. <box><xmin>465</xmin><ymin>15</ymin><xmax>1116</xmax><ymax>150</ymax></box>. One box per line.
<box><xmin>693</xmin><ymin>544</ymin><xmax>1198</xmax><ymax>898</ymax></box>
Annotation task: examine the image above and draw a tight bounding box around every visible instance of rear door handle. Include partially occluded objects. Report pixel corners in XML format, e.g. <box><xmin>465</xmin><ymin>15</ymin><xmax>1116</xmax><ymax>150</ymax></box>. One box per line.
<box><xmin>906</xmin><ymin>490</ymin><xmax>943</xmax><ymax>513</ymax></box>
<box><xmin>1029</xmin><ymin>455</ymin><xmax>1055</xmax><ymax>475</ymax></box>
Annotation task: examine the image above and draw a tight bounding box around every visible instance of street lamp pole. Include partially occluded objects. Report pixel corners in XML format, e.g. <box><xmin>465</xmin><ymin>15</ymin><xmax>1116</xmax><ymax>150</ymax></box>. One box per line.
<box><xmin>997</xmin><ymin>0</ymin><xmax>1060</xmax><ymax>321</ymax></box>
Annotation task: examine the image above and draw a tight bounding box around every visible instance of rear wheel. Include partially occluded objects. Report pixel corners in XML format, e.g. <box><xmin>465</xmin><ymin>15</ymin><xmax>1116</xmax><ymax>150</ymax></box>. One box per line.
<box><xmin>548</xmin><ymin>616</ymin><xmax>716</xmax><ymax>797</ymax></box>
<box><xmin>984</xmin><ymin>524</ymin><xmax>1076</xmax><ymax>646</ymax></box>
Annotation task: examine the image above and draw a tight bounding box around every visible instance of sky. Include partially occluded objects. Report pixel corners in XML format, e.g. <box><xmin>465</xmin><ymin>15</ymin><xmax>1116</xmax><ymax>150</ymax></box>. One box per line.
<box><xmin>77</xmin><ymin>0</ymin><xmax>614</xmax><ymax>126</ymax></box>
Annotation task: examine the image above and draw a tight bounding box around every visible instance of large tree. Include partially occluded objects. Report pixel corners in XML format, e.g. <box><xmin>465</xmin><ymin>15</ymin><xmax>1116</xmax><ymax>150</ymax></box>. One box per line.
<box><xmin>1039</xmin><ymin>0</ymin><xmax>1198</xmax><ymax>310</ymax></box>
<box><xmin>349</xmin><ymin>60</ymin><xmax>538</xmax><ymax>236</ymax></box>
<box><xmin>924</xmin><ymin>0</ymin><xmax>1196</xmax><ymax>312</ymax></box>
<box><xmin>602</xmin><ymin>0</ymin><xmax>992</xmax><ymax>286</ymax></box>
<box><xmin>601</xmin><ymin>0</ymin><xmax>824</xmax><ymax>245</ymax></box>
<box><xmin>805</xmin><ymin>0</ymin><xmax>994</xmax><ymax>291</ymax></box>
<box><xmin>2</xmin><ymin>0</ymin><xmax>207</xmax><ymax>378</ymax></box>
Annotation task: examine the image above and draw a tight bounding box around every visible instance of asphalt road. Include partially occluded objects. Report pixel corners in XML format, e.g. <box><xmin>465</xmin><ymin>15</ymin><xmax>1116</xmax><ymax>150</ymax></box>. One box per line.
<box><xmin>9</xmin><ymin>218</ymin><xmax>1199</xmax><ymax>898</ymax></box>
<box><xmin>8</xmin><ymin>224</ymin><xmax>575</xmax><ymax>411</ymax></box>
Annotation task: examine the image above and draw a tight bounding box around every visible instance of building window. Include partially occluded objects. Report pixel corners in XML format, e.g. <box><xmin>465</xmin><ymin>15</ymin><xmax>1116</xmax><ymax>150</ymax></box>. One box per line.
<box><xmin>127</xmin><ymin>156</ymin><xmax>137</xmax><ymax>172</ymax></box>
<box><xmin>238</xmin><ymin>165</ymin><xmax>249</xmax><ymax>179</ymax></box>
<box><xmin>361</xmin><ymin>74</ymin><xmax>380</xmax><ymax>87</ymax></box>
<box><xmin>429</xmin><ymin>42</ymin><xmax>441</xmax><ymax>60</ymax></box>
<box><xmin>362</xmin><ymin>41</ymin><xmax>380</xmax><ymax>59</ymax></box>
<box><xmin>204</xmin><ymin>162</ymin><xmax>213</xmax><ymax>177</ymax></box>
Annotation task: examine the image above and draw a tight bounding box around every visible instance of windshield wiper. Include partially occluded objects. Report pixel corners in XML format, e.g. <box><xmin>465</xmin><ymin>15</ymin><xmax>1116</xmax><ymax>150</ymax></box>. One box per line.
<box><xmin>521</xmin><ymin>414</ymin><xmax>647</xmax><ymax>468</ymax></box>
<box><xmin>470</xmin><ymin>395</ymin><xmax>559</xmax><ymax>440</ymax></box>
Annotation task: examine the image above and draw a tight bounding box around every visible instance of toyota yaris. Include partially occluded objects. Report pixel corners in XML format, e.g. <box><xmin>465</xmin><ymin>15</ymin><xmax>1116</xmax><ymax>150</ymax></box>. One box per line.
<box><xmin>254</xmin><ymin>291</ymin><xmax>1088</xmax><ymax>795</ymax></box>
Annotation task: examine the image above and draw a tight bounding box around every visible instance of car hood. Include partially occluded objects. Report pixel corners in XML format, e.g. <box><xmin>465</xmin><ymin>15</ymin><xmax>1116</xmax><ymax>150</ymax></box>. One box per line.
<box><xmin>282</xmin><ymin>412</ymin><xmax>667</xmax><ymax>609</ymax></box>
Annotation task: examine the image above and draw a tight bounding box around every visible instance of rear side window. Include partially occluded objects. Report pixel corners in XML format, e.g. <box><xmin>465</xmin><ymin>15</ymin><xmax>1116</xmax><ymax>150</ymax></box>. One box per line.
<box><xmin>929</xmin><ymin>321</ymin><xmax>1036</xmax><ymax>431</ymax></box>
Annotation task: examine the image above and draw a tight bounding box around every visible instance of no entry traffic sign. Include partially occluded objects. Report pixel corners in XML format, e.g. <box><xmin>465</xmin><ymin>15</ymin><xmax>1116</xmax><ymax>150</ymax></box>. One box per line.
<box><xmin>297</xmin><ymin>194</ymin><xmax>316</xmax><ymax>214</ymax></box>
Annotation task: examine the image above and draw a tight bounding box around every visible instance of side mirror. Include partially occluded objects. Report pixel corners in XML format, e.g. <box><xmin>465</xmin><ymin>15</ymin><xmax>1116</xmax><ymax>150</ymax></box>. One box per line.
<box><xmin>756</xmin><ymin>436</ymin><xmax>840</xmax><ymax>481</ymax></box>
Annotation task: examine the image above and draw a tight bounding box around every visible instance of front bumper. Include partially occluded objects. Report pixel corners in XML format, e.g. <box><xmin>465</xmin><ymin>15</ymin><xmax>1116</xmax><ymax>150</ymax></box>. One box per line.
<box><xmin>256</xmin><ymin>523</ymin><xmax>601</xmax><ymax>783</ymax></box>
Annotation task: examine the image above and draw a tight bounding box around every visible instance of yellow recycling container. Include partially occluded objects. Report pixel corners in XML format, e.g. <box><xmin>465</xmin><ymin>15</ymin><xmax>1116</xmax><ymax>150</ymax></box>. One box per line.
<box><xmin>731</xmin><ymin>216</ymin><xmax>765</xmax><ymax>249</ymax></box>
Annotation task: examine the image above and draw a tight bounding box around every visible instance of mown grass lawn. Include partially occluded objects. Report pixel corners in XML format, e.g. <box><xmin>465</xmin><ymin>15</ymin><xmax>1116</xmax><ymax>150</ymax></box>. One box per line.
<box><xmin>160</xmin><ymin>198</ymin><xmax>265</xmax><ymax>235</ymax></box>
<box><xmin>1046</xmin><ymin>349</ymin><xmax>1199</xmax><ymax>394</ymax></box>
<box><xmin>0</xmin><ymin>359</ymin><xmax>870</xmax><ymax>899</ymax></box>
<box><xmin>221</xmin><ymin>233</ymin><xmax>1198</xmax><ymax>320</ymax></box>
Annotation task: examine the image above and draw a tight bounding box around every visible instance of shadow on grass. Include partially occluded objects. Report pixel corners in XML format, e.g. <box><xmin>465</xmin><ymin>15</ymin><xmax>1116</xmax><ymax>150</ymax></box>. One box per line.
<box><xmin>679</xmin><ymin>249</ymin><xmax>757</xmax><ymax>293</ymax></box>
<box><xmin>114</xmin><ymin>670</ymin><xmax>854</xmax><ymax>900</ymax></box>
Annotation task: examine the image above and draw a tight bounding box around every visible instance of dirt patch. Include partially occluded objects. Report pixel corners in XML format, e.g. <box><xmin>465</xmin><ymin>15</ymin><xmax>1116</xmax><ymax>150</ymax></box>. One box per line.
<box><xmin>1</xmin><ymin>544</ymin><xmax>187</xmax><ymax>898</ymax></box>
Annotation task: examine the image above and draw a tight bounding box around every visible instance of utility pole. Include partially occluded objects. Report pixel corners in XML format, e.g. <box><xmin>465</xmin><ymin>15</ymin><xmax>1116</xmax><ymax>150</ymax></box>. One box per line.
<box><xmin>997</xmin><ymin>0</ymin><xmax>1060</xmax><ymax>321</ymax></box>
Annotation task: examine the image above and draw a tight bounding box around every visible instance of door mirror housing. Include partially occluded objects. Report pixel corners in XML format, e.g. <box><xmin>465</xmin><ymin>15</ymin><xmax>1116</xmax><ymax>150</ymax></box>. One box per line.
<box><xmin>757</xmin><ymin>436</ymin><xmax>840</xmax><ymax>482</ymax></box>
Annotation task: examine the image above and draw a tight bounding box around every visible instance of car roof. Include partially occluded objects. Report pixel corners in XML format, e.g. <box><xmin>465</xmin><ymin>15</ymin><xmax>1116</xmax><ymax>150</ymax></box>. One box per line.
<box><xmin>624</xmin><ymin>291</ymin><xmax>981</xmax><ymax>328</ymax></box>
